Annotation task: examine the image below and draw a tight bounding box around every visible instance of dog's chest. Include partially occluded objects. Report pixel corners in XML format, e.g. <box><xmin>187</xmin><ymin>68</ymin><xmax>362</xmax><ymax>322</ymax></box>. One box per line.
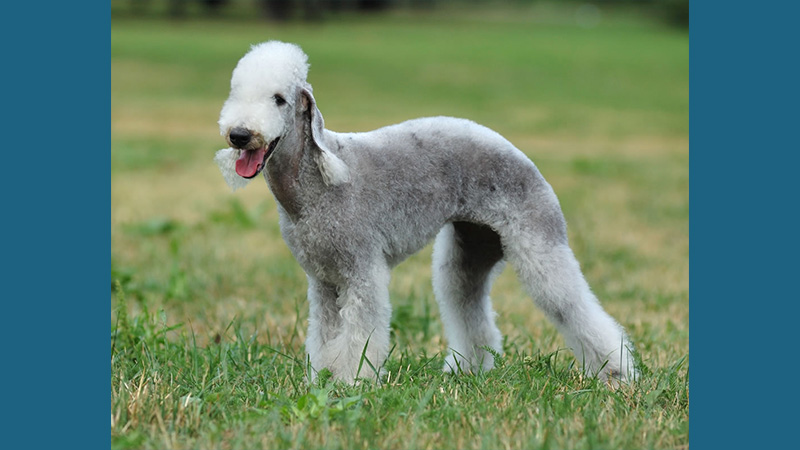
<box><xmin>277</xmin><ymin>211</ymin><xmax>357</xmax><ymax>284</ymax></box>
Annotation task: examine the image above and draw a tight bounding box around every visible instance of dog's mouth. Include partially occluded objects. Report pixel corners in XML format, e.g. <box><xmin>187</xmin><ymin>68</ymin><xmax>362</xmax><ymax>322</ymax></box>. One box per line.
<box><xmin>234</xmin><ymin>138</ymin><xmax>280</xmax><ymax>179</ymax></box>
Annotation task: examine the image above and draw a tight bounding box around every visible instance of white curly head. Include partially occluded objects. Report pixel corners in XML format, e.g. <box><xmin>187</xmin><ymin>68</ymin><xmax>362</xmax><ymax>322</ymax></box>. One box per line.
<box><xmin>218</xmin><ymin>41</ymin><xmax>310</xmax><ymax>141</ymax></box>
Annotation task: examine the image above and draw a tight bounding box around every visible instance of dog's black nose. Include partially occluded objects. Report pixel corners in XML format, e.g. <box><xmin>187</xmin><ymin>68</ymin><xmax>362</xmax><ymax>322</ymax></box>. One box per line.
<box><xmin>229</xmin><ymin>127</ymin><xmax>252</xmax><ymax>148</ymax></box>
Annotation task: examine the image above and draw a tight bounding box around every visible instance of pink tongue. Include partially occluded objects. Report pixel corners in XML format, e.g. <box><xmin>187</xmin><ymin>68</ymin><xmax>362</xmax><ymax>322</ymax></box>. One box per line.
<box><xmin>235</xmin><ymin>148</ymin><xmax>268</xmax><ymax>178</ymax></box>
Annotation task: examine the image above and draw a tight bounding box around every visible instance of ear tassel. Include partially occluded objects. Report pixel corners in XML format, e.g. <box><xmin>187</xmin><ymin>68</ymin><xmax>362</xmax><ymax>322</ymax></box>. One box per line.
<box><xmin>316</xmin><ymin>149</ymin><xmax>351</xmax><ymax>186</ymax></box>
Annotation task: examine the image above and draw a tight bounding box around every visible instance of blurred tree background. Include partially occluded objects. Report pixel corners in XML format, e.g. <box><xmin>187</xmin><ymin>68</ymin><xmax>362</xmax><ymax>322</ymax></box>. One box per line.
<box><xmin>112</xmin><ymin>0</ymin><xmax>689</xmax><ymax>28</ymax></box>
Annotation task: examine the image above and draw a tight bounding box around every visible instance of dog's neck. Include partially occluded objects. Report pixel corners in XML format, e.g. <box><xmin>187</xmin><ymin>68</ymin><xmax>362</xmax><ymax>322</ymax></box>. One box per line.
<box><xmin>264</xmin><ymin>130</ymin><xmax>329</xmax><ymax>220</ymax></box>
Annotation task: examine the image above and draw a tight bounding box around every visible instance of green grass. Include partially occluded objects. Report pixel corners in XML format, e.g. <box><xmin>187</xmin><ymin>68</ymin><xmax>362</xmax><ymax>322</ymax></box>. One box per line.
<box><xmin>112</xmin><ymin>283</ymin><xmax>688</xmax><ymax>449</ymax></box>
<box><xmin>112</xmin><ymin>4</ymin><xmax>688</xmax><ymax>449</ymax></box>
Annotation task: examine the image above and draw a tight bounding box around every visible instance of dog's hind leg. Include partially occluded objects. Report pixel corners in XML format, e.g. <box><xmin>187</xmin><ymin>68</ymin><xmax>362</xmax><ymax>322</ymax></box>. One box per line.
<box><xmin>502</xmin><ymin>218</ymin><xmax>638</xmax><ymax>383</ymax></box>
<box><xmin>432</xmin><ymin>222</ymin><xmax>506</xmax><ymax>373</ymax></box>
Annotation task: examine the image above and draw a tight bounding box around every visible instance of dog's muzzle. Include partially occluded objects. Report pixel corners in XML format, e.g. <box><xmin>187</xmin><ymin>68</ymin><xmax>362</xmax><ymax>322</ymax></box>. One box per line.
<box><xmin>233</xmin><ymin>137</ymin><xmax>280</xmax><ymax>179</ymax></box>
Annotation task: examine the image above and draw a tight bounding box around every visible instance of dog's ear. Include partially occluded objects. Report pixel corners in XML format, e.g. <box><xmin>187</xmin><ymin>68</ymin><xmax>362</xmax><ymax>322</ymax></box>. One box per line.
<box><xmin>301</xmin><ymin>88</ymin><xmax>350</xmax><ymax>186</ymax></box>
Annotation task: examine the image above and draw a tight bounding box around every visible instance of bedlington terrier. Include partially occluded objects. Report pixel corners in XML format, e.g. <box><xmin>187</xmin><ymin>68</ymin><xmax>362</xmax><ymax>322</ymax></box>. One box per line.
<box><xmin>215</xmin><ymin>41</ymin><xmax>638</xmax><ymax>384</ymax></box>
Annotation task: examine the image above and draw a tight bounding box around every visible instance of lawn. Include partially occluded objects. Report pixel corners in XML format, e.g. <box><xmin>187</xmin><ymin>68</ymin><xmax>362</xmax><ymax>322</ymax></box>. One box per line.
<box><xmin>111</xmin><ymin>3</ymin><xmax>688</xmax><ymax>449</ymax></box>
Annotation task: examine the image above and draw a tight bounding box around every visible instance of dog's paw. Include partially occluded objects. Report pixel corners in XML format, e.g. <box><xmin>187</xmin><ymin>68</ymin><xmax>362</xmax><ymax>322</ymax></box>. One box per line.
<box><xmin>591</xmin><ymin>354</ymin><xmax>640</xmax><ymax>387</ymax></box>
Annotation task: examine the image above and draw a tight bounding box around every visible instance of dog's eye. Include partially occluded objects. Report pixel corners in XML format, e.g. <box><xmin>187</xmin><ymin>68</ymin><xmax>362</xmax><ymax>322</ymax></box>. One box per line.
<box><xmin>273</xmin><ymin>94</ymin><xmax>287</xmax><ymax>106</ymax></box>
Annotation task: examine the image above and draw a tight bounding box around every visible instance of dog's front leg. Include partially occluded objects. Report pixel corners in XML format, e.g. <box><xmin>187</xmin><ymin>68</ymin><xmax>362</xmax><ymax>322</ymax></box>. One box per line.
<box><xmin>304</xmin><ymin>265</ymin><xmax>392</xmax><ymax>384</ymax></box>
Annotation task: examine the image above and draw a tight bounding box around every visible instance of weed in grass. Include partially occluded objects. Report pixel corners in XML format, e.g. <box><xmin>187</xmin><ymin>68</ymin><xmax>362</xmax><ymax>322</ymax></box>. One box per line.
<box><xmin>280</xmin><ymin>388</ymin><xmax>363</xmax><ymax>424</ymax></box>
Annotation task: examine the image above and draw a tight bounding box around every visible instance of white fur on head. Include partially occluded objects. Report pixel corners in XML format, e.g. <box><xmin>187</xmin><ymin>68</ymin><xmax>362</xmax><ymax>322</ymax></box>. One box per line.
<box><xmin>218</xmin><ymin>41</ymin><xmax>310</xmax><ymax>141</ymax></box>
<box><xmin>214</xmin><ymin>148</ymin><xmax>252</xmax><ymax>191</ymax></box>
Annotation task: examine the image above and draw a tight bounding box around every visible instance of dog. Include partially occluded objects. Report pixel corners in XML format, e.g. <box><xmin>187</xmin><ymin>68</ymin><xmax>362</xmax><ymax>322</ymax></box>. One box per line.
<box><xmin>215</xmin><ymin>41</ymin><xmax>638</xmax><ymax>384</ymax></box>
